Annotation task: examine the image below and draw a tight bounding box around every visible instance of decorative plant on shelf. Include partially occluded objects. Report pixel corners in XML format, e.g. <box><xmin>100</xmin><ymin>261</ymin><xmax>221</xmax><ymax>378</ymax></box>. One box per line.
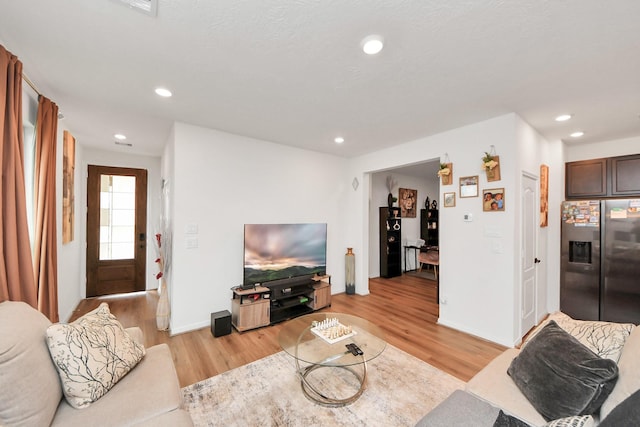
<box><xmin>482</xmin><ymin>149</ymin><xmax>501</xmax><ymax>182</ymax></box>
<box><xmin>437</xmin><ymin>162</ymin><xmax>453</xmax><ymax>185</ymax></box>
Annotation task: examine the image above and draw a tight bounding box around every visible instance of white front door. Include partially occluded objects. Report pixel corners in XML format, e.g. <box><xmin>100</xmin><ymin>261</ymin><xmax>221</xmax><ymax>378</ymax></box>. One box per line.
<box><xmin>521</xmin><ymin>173</ymin><xmax>538</xmax><ymax>337</ymax></box>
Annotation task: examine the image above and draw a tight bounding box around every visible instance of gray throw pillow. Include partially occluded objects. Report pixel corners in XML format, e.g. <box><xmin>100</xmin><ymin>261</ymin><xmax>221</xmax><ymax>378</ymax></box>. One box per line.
<box><xmin>507</xmin><ymin>321</ymin><xmax>618</xmax><ymax>421</ymax></box>
<box><xmin>493</xmin><ymin>410</ymin><xmax>532</xmax><ymax>427</ymax></box>
<box><xmin>598</xmin><ymin>388</ymin><xmax>640</xmax><ymax>426</ymax></box>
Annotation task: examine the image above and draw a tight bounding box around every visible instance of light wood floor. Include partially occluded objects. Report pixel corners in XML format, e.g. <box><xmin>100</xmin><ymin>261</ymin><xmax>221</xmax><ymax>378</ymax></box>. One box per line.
<box><xmin>70</xmin><ymin>274</ymin><xmax>506</xmax><ymax>388</ymax></box>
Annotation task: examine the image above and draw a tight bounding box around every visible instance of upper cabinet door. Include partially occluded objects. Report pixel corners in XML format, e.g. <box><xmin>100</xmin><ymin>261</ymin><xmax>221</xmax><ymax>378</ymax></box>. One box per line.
<box><xmin>565</xmin><ymin>158</ymin><xmax>607</xmax><ymax>199</ymax></box>
<box><xmin>611</xmin><ymin>154</ymin><xmax>640</xmax><ymax>196</ymax></box>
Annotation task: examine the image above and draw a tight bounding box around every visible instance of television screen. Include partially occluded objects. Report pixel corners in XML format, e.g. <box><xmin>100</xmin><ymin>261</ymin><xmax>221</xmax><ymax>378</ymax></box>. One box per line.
<box><xmin>243</xmin><ymin>223</ymin><xmax>327</xmax><ymax>286</ymax></box>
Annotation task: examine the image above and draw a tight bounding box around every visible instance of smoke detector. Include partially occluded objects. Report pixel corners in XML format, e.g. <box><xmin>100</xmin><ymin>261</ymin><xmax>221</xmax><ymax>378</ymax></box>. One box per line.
<box><xmin>111</xmin><ymin>0</ymin><xmax>158</xmax><ymax>16</ymax></box>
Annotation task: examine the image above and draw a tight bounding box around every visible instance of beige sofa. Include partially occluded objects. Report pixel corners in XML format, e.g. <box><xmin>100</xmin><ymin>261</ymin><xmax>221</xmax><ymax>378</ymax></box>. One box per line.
<box><xmin>418</xmin><ymin>312</ymin><xmax>640</xmax><ymax>426</ymax></box>
<box><xmin>0</xmin><ymin>300</ymin><xmax>193</xmax><ymax>426</ymax></box>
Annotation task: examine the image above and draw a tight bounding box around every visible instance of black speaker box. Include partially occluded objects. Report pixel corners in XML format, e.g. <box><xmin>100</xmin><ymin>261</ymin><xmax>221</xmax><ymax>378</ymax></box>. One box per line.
<box><xmin>211</xmin><ymin>310</ymin><xmax>231</xmax><ymax>337</ymax></box>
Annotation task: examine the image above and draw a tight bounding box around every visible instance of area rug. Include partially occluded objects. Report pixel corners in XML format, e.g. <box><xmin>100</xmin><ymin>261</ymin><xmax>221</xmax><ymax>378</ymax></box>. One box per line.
<box><xmin>182</xmin><ymin>344</ymin><xmax>464</xmax><ymax>427</ymax></box>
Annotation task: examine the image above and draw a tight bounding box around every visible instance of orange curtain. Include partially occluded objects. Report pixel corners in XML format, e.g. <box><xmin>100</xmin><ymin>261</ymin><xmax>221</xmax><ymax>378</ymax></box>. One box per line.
<box><xmin>0</xmin><ymin>45</ymin><xmax>37</xmax><ymax>307</ymax></box>
<box><xmin>33</xmin><ymin>95</ymin><xmax>59</xmax><ymax>322</ymax></box>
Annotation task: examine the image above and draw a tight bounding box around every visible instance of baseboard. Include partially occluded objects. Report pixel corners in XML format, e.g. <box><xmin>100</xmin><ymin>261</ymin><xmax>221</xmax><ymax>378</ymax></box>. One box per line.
<box><xmin>437</xmin><ymin>317</ymin><xmax>515</xmax><ymax>347</ymax></box>
<box><xmin>169</xmin><ymin>319</ymin><xmax>210</xmax><ymax>336</ymax></box>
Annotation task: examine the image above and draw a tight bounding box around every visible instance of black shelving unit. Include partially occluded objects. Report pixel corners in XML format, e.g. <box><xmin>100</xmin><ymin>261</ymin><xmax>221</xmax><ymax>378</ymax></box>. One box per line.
<box><xmin>421</xmin><ymin>208</ymin><xmax>439</xmax><ymax>247</ymax></box>
<box><xmin>380</xmin><ymin>206</ymin><xmax>402</xmax><ymax>278</ymax></box>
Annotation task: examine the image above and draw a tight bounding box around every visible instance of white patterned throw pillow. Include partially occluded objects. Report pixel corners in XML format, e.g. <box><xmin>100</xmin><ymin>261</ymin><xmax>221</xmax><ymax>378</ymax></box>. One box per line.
<box><xmin>545</xmin><ymin>415</ymin><xmax>594</xmax><ymax>427</ymax></box>
<box><xmin>523</xmin><ymin>311</ymin><xmax>634</xmax><ymax>362</ymax></box>
<box><xmin>46</xmin><ymin>303</ymin><xmax>145</xmax><ymax>408</ymax></box>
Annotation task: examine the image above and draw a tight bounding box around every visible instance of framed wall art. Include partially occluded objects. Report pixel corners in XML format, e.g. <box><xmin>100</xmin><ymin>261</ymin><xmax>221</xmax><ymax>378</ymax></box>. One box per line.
<box><xmin>399</xmin><ymin>188</ymin><xmax>417</xmax><ymax>218</ymax></box>
<box><xmin>443</xmin><ymin>192</ymin><xmax>456</xmax><ymax>207</ymax></box>
<box><xmin>459</xmin><ymin>175</ymin><xmax>479</xmax><ymax>198</ymax></box>
<box><xmin>483</xmin><ymin>188</ymin><xmax>505</xmax><ymax>212</ymax></box>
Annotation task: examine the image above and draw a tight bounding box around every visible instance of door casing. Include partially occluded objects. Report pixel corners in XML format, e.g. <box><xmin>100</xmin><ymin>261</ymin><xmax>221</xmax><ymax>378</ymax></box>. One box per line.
<box><xmin>86</xmin><ymin>165</ymin><xmax>147</xmax><ymax>297</ymax></box>
<box><xmin>521</xmin><ymin>172</ymin><xmax>538</xmax><ymax>337</ymax></box>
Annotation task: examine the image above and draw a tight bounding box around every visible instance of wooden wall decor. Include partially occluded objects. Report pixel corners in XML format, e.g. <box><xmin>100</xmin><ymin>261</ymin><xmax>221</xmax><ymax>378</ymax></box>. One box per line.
<box><xmin>63</xmin><ymin>130</ymin><xmax>75</xmax><ymax>243</ymax></box>
<box><xmin>482</xmin><ymin>147</ymin><xmax>501</xmax><ymax>182</ymax></box>
<box><xmin>540</xmin><ymin>164</ymin><xmax>549</xmax><ymax>227</ymax></box>
<box><xmin>485</xmin><ymin>155</ymin><xmax>501</xmax><ymax>181</ymax></box>
<box><xmin>438</xmin><ymin>163</ymin><xmax>453</xmax><ymax>185</ymax></box>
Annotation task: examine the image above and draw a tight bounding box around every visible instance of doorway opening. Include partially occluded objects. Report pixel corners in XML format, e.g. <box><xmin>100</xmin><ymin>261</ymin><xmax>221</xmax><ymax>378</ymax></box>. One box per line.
<box><xmin>368</xmin><ymin>159</ymin><xmax>441</xmax><ymax>286</ymax></box>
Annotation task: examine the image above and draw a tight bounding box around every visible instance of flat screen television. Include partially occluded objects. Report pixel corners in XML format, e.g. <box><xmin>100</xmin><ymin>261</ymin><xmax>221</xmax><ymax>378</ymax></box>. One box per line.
<box><xmin>243</xmin><ymin>223</ymin><xmax>327</xmax><ymax>287</ymax></box>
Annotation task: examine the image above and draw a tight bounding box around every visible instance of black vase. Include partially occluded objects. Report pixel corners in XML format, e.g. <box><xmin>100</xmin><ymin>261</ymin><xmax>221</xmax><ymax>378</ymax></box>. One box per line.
<box><xmin>387</xmin><ymin>193</ymin><xmax>393</xmax><ymax>208</ymax></box>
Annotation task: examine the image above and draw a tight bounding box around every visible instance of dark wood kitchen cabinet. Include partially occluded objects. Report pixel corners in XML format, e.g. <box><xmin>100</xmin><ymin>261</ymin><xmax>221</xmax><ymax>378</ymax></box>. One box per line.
<box><xmin>565</xmin><ymin>158</ymin><xmax>607</xmax><ymax>198</ymax></box>
<box><xmin>610</xmin><ymin>154</ymin><xmax>640</xmax><ymax>196</ymax></box>
<box><xmin>566</xmin><ymin>154</ymin><xmax>640</xmax><ymax>199</ymax></box>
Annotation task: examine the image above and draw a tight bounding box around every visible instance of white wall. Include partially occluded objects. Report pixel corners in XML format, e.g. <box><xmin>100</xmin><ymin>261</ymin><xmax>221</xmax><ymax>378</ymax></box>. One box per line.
<box><xmin>438</xmin><ymin>116</ymin><xmax>519</xmax><ymax>345</ymax></box>
<box><xmin>564</xmin><ymin>136</ymin><xmax>640</xmax><ymax>162</ymax></box>
<box><xmin>345</xmin><ymin>113</ymin><xmax>563</xmax><ymax>346</ymax></box>
<box><xmin>514</xmin><ymin>116</ymin><xmax>566</xmax><ymax>336</ymax></box>
<box><xmin>540</xmin><ymin>137</ymin><xmax>565</xmax><ymax>316</ymax></box>
<box><xmin>161</xmin><ymin>126</ymin><xmax>176</xmax><ymax>321</ymax></box>
<box><xmin>57</xmin><ymin>126</ymin><xmax>84</xmax><ymax>322</ymax></box>
<box><xmin>167</xmin><ymin>123</ymin><xmax>349</xmax><ymax>335</ymax></box>
<box><xmin>368</xmin><ymin>169</ymin><xmax>439</xmax><ymax>277</ymax></box>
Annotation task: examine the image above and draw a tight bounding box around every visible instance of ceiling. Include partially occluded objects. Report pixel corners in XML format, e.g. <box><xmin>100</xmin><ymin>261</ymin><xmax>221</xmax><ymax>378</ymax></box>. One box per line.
<box><xmin>1</xmin><ymin>1</ymin><xmax>639</xmax><ymax>160</ymax></box>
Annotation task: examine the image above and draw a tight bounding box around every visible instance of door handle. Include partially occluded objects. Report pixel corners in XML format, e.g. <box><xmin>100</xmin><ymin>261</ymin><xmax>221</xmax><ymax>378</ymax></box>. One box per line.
<box><xmin>534</xmin><ymin>258</ymin><xmax>541</xmax><ymax>264</ymax></box>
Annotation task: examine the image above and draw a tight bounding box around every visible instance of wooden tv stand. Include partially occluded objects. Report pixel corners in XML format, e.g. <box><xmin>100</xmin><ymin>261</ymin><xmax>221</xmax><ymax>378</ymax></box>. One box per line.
<box><xmin>231</xmin><ymin>275</ymin><xmax>331</xmax><ymax>332</ymax></box>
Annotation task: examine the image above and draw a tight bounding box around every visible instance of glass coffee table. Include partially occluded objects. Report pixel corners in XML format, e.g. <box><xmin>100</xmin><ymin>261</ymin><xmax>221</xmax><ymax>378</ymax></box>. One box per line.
<box><xmin>278</xmin><ymin>312</ymin><xmax>386</xmax><ymax>407</ymax></box>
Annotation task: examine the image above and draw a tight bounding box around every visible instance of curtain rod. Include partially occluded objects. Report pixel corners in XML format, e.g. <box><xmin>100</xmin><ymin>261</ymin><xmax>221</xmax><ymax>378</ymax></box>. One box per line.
<box><xmin>22</xmin><ymin>73</ymin><xmax>42</xmax><ymax>97</ymax></box>
<box><xmin>22</xmin><ymin>72</ymin><xmax>63</xmax><ymax>118</ymax></box>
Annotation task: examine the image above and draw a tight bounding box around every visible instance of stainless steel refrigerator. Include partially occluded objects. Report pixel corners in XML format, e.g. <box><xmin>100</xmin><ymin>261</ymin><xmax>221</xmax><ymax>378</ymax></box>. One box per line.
<box><xmin>561</xmin><ymin>199</ymin><xmax>640</xmax><ymax>324</ymax></box>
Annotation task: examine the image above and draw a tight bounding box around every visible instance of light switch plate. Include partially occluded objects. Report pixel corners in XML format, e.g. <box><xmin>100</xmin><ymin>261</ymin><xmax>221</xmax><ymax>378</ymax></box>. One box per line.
<box><xmin>463</xmin><ymin>213</ymin><xmax>473</xmax><ymax>222</ymax></box>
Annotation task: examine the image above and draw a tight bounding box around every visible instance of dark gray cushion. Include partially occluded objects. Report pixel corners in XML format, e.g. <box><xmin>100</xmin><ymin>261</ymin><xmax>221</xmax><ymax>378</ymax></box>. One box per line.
<box><xmin>598</xmin><ymin>388</ymin><xmax>640</xmax><ymax>426</ymax></box>
<box><xmin>492</xmin><ymin>410</ymin><xmax>531</xmax><ymax>427</ymax></box>
<box><xmin>507</xmin><ymin>321</ymin><xmax>618</xmax><ymax>421</ymax></box>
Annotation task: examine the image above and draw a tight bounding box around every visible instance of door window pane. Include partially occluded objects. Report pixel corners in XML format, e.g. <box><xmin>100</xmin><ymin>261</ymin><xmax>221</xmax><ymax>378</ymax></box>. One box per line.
<box><xmin>99</xmin><ymin>174</ymin><xmax>136</xmax><ymax>260</ymax></box>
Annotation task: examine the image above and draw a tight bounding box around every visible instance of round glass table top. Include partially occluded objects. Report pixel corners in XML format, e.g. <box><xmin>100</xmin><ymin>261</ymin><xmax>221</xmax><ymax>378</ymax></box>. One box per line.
<box><xmin>278</xmin><ymin>312</ymin><xmax>387</xmax><ymax>367</ymax></box>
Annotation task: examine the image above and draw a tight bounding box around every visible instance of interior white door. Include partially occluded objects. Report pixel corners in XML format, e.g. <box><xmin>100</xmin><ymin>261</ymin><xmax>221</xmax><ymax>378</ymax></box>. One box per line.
<box><xmin>521</xmin><ymin>173</ymin><xmax>538</xmax><ymax>337</ymax></box>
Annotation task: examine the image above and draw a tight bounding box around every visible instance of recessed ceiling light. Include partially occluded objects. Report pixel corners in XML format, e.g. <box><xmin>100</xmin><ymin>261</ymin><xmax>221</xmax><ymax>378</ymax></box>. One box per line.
<box><xmin>570</xmin><ymin>131</ymin><xmax>584</xmax><ymax>138</ymax></box>
<box><xmin>555</xmin><ymin>114</ymin><xmax>572</xmax><ymax>122</ymax></box>
<box><xmin>334</xmin><ymin>137</ymin><xmax>345</xmax><ymax>144</ymax></box>
<box><xmin>361</xmin><ymin>35</ymin><xmax>384</xmax><ymax>55</ymax></box>
<box><xmin>155</xmin><ymin>87</ymin><xmax>172</xmax><ymax>97</ymax></box>
<box><xmin>114</xmin><ymin>134</ymin><xmax>127</xmax><ymax>140</ymax></box>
